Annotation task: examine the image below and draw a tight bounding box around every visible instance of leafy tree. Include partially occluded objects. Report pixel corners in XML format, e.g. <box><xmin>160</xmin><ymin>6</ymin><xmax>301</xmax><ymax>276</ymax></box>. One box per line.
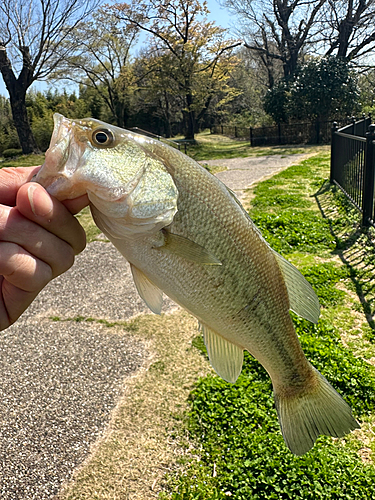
<box><xmin>263</xmin><ymin>79</ymin><xmax>290</xmax><ymax>123</ymax></box>
<box><xmin>222</xmin><ymin>47</ymin><xmax>278</xmax><ymax>127</ymax></box>
<box><xmin>113</xmin><ymin>0</ymin><xmax>241</xmax><ymax>139</ymax></box>
<box><xmin>132</xmin><ymin>50</ymin><xmax>184</xmax><ymax>137</ymax></box>
<box><xmin>0</xmin><ymin>0</ymin><xmax>97</xmax><ymax>153</ymax></box>
<box><xmin>24</xmin><ymin>89</ymin><xmax>93</xmax><ymax>151</ymax></box>
<box><xmin>264</xmin><ymin>56</ymin><xmax>360</xmax><ymax>123</ymax></box>
<box><xmin>0</xmin><ymin>95</ymin><xmax>19</xmax><ymax>153</ymax></box>
<box><xmin>53</xmin><ymin>8</ymin><xmax>140</xmax><ymax>127</ymax></box>
<box><xmin>358</xmin><ymin>69</ymin><xmax>375</xmax><ymax>116</ymax></box>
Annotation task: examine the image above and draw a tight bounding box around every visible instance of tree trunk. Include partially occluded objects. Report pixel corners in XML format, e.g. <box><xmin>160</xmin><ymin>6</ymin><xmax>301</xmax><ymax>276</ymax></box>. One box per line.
<box><xmin>336</xmin><ymin>20</ymin><xmax>353</xmax><ymax>58</ymax></box>
<box><xmin>163</xmin><ymin>92</ymin><xmax>172</xmax><ymax>138</ymax></box>
<box><xmin>184</xmin><ymin>92</ymin><xmax>195</xmax><ymax>140</ymax></box>
<box><xmin>0</xmin><ymin>46</ymin><xmax>40</xmax><ymax>154</ymax></box>
<box><xmin>164</xmin><ymin>118</ymin><xmax>172</xmax><ymax>138</ymax></box>
<box><xmin>9</xmin><ymin>90</ymin><xmax>40</xmax><ymax>154</ymax></box>
<box><xmin>283</xmin><ymin>50</ymin><xmax>299</xmax><ymax>80</ymax></box>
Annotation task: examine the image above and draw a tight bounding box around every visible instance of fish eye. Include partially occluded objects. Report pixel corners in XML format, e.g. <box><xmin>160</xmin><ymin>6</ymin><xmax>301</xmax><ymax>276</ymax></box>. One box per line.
<box><xmin>92</xmin><ymin>128</ymin><xmax>115</xmax><ymax>147</ymax></box>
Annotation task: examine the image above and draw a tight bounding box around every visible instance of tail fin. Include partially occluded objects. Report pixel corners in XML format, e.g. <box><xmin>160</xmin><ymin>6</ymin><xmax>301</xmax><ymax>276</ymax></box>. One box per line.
<box><xmin>274</xmin><ymin>366</ymin><xmax>360</xmax><ymax>456</ymax></box>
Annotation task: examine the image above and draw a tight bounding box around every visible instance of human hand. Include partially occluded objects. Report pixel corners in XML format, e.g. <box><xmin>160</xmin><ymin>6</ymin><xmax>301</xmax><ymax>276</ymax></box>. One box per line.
<box><xmin>0</xmin><ymin>166</ymin><xmax>89</xmax><ymax>330</ymax></box>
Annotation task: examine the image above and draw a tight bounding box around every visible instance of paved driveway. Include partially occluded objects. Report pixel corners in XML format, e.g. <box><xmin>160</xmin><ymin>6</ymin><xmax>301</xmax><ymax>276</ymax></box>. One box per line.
<box><xmin>201</xmin><ymin>153</ymin><xmax>308</xmax><ymax>199</ymax></box>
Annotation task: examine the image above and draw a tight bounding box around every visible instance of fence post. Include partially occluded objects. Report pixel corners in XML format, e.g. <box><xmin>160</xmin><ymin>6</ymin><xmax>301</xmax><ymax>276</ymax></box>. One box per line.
<box><xmin>250</xmin><ymin>127</ymin><xmax>253</xmax><ymax>147</ymax></box>
<box><xmin>362</xmin><ymin>116</ymin><xmax>366</xmax><ymax>137</ymax></box>
<box><xmin>351</xmin><ymin>116</ymin><xmax>356</xmax><ymax>136</ymax></box>
<box><xmin>315</xmin><ymin>120</ymin><xmax>320</xmax><ymax>144</ymax></box>
<box><xmin>362</xmin><ymin>124</ymin><xmax>375</xmax><ymax>226</ymax></box>
<box><xmin>330</xmin><ymin>122</ymin><xmax>339</xmax><ymax>184</ymax></box>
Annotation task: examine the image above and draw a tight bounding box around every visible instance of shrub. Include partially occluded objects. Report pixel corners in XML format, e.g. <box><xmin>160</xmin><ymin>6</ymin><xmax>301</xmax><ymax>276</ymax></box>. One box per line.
<box><xmin>2</xmin><ymin>148</ymin><xmax>23</xmax><ymax>158</ymax></box>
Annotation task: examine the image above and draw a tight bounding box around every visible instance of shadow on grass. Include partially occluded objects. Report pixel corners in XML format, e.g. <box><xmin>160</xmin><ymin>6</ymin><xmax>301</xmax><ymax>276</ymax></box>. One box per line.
<box><xmin>314</xmin><ymin>180</ymin><xmax>375</xmax><ymax>333</ymax></box>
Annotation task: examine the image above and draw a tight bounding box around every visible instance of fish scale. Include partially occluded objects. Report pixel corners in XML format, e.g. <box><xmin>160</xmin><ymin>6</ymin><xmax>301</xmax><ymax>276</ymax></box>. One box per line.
<box><xmin>35</xmin><ymin>113</ymin><xmax>360</xmax><ymax>456</ymax></box>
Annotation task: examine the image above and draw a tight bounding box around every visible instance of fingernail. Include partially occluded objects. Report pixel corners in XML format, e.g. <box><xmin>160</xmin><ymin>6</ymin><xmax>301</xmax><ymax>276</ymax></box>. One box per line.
<box><xmin>28</xmin><ymin>184</ymin><xmax>54</xmax><ymax>217</ymax></box>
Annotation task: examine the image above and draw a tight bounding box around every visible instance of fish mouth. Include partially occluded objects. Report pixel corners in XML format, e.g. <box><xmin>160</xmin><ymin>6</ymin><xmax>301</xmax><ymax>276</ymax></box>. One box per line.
<box><xmin>50</xmin><ymin>113</ymin><xmax>66</xmax><ymax>145</ymax></box>
<box><xmin>34</xmin><ymin>114</ymin><xmax>88</xmax><ymax>200</ymax></box>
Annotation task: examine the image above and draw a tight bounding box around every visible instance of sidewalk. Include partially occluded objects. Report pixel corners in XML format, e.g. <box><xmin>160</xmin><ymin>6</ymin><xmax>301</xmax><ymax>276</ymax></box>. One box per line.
<box><xmin>0</xmin><ymin>153</ymin><xmax>308</xmax><ymax>499</ymax></box>
<box><xmin>201</xmin><ymin>153</ymin><xmax>308</xmax><ymax>199</ymax></box>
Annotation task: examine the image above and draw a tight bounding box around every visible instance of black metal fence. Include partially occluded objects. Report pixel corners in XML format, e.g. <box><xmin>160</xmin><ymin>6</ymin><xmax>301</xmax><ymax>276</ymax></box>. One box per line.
<box><xmin>211</xmin><ymin>121</ymin><xmax>333</xmax><ymax>146</ymax></box>
<box><xmin>330</xmin><ymin>116</ymin><xmax>375</xmax><ymax>227</ymax></box>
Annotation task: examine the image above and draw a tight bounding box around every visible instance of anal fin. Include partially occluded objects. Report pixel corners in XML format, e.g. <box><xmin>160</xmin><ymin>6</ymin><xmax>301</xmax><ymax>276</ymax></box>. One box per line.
<box><xmin>200</xmin><ymin>323</ymin><xmax>243</xmax><ymax>383</ymax></box>
<box><xmin>130</xmin><ymin>264</ymin><xmax>163</xmax><ymax>314</ymax></box>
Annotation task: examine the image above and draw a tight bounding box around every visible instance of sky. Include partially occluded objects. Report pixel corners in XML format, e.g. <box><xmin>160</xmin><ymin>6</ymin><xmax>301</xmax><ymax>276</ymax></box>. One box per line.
<box><xmin>0</xmin><ymin>0</ymin><xmax>235</xmax><ymax>98</ymax></box>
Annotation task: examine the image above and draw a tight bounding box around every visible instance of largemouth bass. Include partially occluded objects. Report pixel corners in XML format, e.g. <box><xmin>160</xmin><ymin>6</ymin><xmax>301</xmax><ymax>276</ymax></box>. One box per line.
<box><xmin>35</xmin><ymin>113</ymin><xmax>359</xmax><ymax>455</ymax></box>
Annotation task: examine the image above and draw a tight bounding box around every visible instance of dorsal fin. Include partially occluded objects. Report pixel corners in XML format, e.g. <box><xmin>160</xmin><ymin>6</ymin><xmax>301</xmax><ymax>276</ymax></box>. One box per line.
<box><xmin>272</xmin><ymin>250</ymin><xmax>320</xmax><ymax>324</ymax></box>
<box><xmin>200</xmin><ymin>323</ymin><xmax>244</xmax><ymax>383</ymax></box>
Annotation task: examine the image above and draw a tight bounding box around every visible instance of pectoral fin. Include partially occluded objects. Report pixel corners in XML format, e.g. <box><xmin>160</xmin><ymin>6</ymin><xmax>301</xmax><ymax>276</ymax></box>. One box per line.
<box><xmin>154</xmin><ymin>231</ymin><xmax>222</xmax><ymax>265</ymax></box>
<box><xmin>130</xmin><ymin>264</ymin><xmax>163</xmax><ymax>314</ymax></box>
<box><xmin>200</xmin><ymin>323</ymin><xmax>243</xmax><ymax>383</ymax></box>
<box><xmin>272</xmin><ymin>250</ymin><xmax>320</xmax><ymax>324</ymax></box>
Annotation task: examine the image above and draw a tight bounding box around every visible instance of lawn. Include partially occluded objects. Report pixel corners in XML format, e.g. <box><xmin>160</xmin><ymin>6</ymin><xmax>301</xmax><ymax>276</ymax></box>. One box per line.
<box><xmin>4</xmin><ymin>139</ymin><xmax>375</xmax><ymax>498</ymax></box>
<box><xmin>180</xmin><ymin>130</ymin><xmax>317</xmax><ymax>162</ymax></box>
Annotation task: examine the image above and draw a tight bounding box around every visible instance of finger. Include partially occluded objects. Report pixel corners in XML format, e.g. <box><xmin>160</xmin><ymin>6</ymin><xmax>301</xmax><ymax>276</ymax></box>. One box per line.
<box><xmin>16</xmin><ymin>183</ymin><xmax>86</xmax><ymax>256</ymax></box>
<box><xmin>0</xmin><ymin>166</ymin><xmax>40</xmax><ymax>206</ymax></box>
<box><xmin>0</xmin><ymin>243</ymin><xmax>53</xmax><ymax>330</ymax></box>
<box><xmin>0</xmin><ymin>205</ymin><xmax>76</xmax><ymax>279</ymax></box>
<box><xmin>62</xmin><ymin>194</ymin><xmax>90</xmax><ymax>215</ymax></box>
<box><xmin>0</xmin><ymin>277</ymin><xmax>41</xmax><ymax>331</ymax></box>
<box><xmin>0</xmin><ymin>242</ymin><xmax>52</xmax><ymax>292</ymax></box>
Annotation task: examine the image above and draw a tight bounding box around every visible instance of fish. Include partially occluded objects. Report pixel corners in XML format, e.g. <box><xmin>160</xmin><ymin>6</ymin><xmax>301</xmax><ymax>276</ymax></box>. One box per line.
<box><xmin>35</xmin><ymin>113</ymin><xmax>360</xmax><ymax>456</ymax></box>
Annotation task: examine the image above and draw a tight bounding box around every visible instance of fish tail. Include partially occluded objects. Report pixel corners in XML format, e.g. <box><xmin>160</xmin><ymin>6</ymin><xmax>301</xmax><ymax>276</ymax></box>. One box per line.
<box><xmin>274</xmin><ymin>365</ymin><xmax>360</xmax><ymax>456</ymax></box>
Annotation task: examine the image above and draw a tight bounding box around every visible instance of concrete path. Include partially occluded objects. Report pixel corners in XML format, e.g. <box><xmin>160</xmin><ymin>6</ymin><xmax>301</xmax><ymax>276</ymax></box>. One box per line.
<box><xmin>0</xmin><ymin>153</ymin><xmax>308</xmax><ymax>499</ymax></box>
<box><xmin>201</xmin><ymin>153</ymin><xmax>308</xmax><ymax>200</ymax></box>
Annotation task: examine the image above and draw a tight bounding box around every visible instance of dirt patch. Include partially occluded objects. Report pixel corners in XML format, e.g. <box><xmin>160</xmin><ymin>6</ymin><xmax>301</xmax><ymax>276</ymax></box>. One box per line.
<box><xmin>57</xmin><ymin>311</ymin><xmax>211</xmax><ymax>499</ymax></box>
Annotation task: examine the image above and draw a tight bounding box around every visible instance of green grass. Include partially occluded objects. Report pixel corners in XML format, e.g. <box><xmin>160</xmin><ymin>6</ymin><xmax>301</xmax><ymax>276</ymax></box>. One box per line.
<box><xmin>0</xmin><ymin>153</ymin><xmax>45</xmax><ymax>168</ymax></box>
<box><xmin>186</xmin><ymin>132</ymin><xmax>310</xmax><ymax>161</ymax></box>
<box><xmin>160</xmin><ymin>152</ymin><xmax>375</xmax><ymax>499</ymax></box>
<box><xmin>75</xmin><ymin>206</ymin><xmax>102</xmax><ymax>243</ymax></box>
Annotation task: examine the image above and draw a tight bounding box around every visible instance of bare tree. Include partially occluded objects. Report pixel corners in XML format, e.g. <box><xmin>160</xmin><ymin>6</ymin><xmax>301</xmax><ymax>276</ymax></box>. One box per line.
<box><xmin>224</xmin><ymin>0</ymin><xmax>327</xmax><ymax>84</ymax></box>
<box><xmin>0</xmin><ymin>0</ymin><xmax>98</xmax><ymax>153</ymax></box>
<box><xmin>322</xmin><ymin>0</ymin><xmax>375</xmax><ymax>62</ymax></box>
<box><xmin>225</xmin><ymin>0</ymin><xmax>375</xmax><ymax>89</ymax></box>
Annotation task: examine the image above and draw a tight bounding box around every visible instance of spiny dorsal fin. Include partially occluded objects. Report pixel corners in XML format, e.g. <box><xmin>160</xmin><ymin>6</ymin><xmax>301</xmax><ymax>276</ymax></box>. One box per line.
<box><xmin>154</xmin><ymin>231</ymin><xmax>222</xmax><ymax>266</ymax></box>
<box><xmin>272</xmin><ymin>250</ymin><xmax>320</xmax><ymax>324</ymax></box>
<box><xmin>200</xmin><ymin>323</ymin><xmax>244</xmax><ymax>383</ymax></box>
<box><xmin>130</xmin><ymin>264</ymin><xmax>163</xmax><ymax>314</ymax></box>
